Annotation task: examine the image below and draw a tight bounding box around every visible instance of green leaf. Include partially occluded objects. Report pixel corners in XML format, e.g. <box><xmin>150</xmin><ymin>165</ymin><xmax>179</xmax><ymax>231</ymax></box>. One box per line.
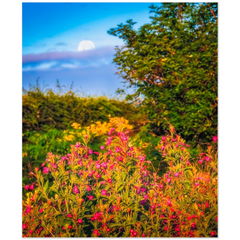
<box><xmin>44</xmin><ymin>180</ymin><xmax>49</xmax><ymax>192</ymax></box>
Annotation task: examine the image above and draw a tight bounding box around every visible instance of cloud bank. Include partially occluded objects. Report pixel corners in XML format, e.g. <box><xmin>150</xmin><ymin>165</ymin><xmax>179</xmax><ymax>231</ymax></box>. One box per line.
<box><xmin>22</xmin><ymin>46</ymin><xmax>116</xmax><ymax>71</ymax></box>
<box><xmin>22</xmin><ymin>45</ymin><xmax>126</xmax><ymax>96</ymax></box>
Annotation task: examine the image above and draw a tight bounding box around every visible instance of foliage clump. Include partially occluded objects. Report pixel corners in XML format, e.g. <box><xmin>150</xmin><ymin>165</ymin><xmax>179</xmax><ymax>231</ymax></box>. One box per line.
<box><xmin>108</xmin><ymin>3</ymin><xmax>218</xmax><ymax>144</ymax></box>
<box><xmin>22</xmin><ymin>82</ymin><xmax>141</xmax><ymax>133</ymax></box>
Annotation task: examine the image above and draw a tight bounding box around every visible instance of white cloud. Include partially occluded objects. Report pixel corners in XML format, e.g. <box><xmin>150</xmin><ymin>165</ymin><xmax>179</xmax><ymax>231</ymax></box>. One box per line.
<box><xmin>22</xmin><ymin>62</ymin><xmax>57</xmax><ymax>71</ymax></box>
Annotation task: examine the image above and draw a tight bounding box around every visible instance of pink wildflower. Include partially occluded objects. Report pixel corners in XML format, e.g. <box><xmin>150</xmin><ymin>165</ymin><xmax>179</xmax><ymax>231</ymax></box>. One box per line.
<box><xmin>205</xmin><ymin>156</ymin><xmax>211</xmax><ymax>162</ymax></box>
<box><xmin>174</xmin><ymin>172</ymin><xmax>179</xmax><ymax>177</ymax></box>
<box><xmin>88</xmin><ymin>196</ymin><xmax>94</xmax><ymax>201</ymax></box>
<box><xmin>88</xmin><ymin>149</ymin><xmax>93</xmax><ymax>154</ymax></box>
<box><xmin>25</xmin><ymin>205</ymin><xmax>31</xmax><ymax>213</ymax></box>
<box><xmin>96</xmin><ymin>163</ymin><xmax>101</xmax><ymax>169</ymax></box>
<box><xmin>110</xmin><ymin>164</ymin><xmax>114</xmax><ymax>169</ymax></box>
<box><xmin>73</xmin><ymin>186</ymin><xmax>79</xmax><ymax>194</ymax></box>
<box><xmin>101</xmin><ymin>162</ymin><xmax>107</xmax><ymax>168</ymax></box>
<box><xmin>118</xmin><ymin>156</ymin><xmax>123</xmax><ymax>162</ymax></box>
<box><xmin>43</xmin><ymin>167</ymin><xmax>49</xmax><ymax>174</ymax></box>
<box><xmin>122</xmin><ymin>136</ymin><xmax>128</xmax><ymax>141</ymax></box>
<box><xmin>101</xmin><ymin>190</ymin><xmax>107</xmax><ymax>195</ymax></box>
<box><xmin>167</xmin><ymin>199</ymin><xmax>172</xmax><ymax>206</ymax></box>
<box><xmin>115</xmin><ymin>146</ymin><xmax>121</xmax><ymax>153</ymax></box>
<box><xmin>213</xmin><ymin>136</ymin><xmax>218</xmax><ymax>142</ymax></box>
<box><xmin>93</xmin><ymin>229</ymin><xmax>100</xmax><ymax>236</ymax></box>
<box><xmin>211</xmin><ymin>232</ymin><xmax>216</xmax><ymax>237</ymax></box>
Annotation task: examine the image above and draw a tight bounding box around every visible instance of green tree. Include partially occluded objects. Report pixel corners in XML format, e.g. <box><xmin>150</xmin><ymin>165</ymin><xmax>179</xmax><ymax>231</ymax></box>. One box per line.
<box><xmin>108</xmin><ymin>3</ymin><xmax>218</xmax><ymax>145</ymax></box>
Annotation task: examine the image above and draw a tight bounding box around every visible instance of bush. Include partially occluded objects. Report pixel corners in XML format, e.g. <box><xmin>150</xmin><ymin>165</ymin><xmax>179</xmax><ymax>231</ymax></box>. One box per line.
<box><xmin>22</xmin><ymin>83</ymin><xmax>141</xmax><ymax>133</ymax></box>
<box><xmin>22</xmin><ymin>124</ymin><xmax>218</xmax><ymax>237</ymax></box>
<box><xmin>108</xmin><ymin>3</ymin><xmax>218</xmax><ymax>145</ymax></box>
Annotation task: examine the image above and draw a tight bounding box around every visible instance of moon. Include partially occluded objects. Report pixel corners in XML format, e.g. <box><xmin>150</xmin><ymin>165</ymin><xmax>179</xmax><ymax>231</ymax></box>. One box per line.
<box><xmin>78</xmin><ymin>40</ymin><xmax>95</xmax><ymax>51</ymax></box>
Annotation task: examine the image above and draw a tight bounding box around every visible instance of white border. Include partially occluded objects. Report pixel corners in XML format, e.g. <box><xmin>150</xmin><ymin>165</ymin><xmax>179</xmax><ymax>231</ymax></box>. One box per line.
<box><xmin>1</xmin><ymin>0</ymin><xmax>240</xmax><ymax>239</ymax></box>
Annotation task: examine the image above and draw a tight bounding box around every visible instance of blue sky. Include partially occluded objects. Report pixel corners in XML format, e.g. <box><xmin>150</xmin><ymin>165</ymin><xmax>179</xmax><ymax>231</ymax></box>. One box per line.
<box><xmin>22</xmin><ymin>2</ymin><xmax>161</xmax><ymax>96</ymax></box>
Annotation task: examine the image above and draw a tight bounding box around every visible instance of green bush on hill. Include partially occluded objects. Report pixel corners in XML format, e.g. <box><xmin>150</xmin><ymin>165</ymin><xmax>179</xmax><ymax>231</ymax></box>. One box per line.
<box><xmin>22</xmin><ymin>82</ymin><xmax>141</xmax><ymax>133</ymax></box>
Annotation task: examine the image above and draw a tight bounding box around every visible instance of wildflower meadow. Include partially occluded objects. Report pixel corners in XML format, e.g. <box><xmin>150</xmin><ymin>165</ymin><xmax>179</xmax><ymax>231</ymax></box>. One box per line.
<box><xmin>22</xmin><ymin>119</ymin><xmax>218</xmax><ymax>237</ymax></box>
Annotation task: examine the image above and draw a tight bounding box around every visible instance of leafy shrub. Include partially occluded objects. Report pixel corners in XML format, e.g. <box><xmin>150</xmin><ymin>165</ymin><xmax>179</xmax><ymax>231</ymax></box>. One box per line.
<box><xmin>108</xmin><ymin>3</ymin><xmax>218</xmax><ymax>145</ymax></box>
<box><xmin>23</xmin><ymin>83</ymin><xmax>142</xmax><ymax>133</ymax></box>
<box><xmin>22</xmin><ymin>124</ymin><xmax>218</xmax><ymax>237</ymax></box>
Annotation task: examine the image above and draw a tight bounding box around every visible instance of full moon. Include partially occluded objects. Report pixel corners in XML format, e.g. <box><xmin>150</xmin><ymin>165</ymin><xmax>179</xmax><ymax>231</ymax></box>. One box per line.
<box><xmin>78</xmin><ymin>40</ymin><xmax>95</xmax><ymax>51</ymax></box>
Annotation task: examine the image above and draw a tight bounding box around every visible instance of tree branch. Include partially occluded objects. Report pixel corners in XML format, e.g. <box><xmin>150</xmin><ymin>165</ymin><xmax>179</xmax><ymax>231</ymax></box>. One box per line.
<box><xmin>207</xmin><ymin>3</ymin><xmax>217</xmax><ymax>21</ymax></box>
<box><xmin>147</xmin><ymin>79</ymin><xmax>162</xmax><ymax>86</ymax></box>
<box><xmin>144</xmin><ymin>76</ymin><xmax>162</xmax><ymax>86</ymax></box>
<box><xmin>178</xmin><ymin>4</ymin><xmax>183</xmax><ymax>22</ymax></box>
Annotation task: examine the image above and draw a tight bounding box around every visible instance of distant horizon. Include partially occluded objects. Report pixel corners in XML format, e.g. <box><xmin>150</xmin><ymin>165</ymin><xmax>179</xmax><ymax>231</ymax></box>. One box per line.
<box><xmin>22</xmin><ymin>2</ymin><xmax>161</xmax><ymax>96</ymax></box>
